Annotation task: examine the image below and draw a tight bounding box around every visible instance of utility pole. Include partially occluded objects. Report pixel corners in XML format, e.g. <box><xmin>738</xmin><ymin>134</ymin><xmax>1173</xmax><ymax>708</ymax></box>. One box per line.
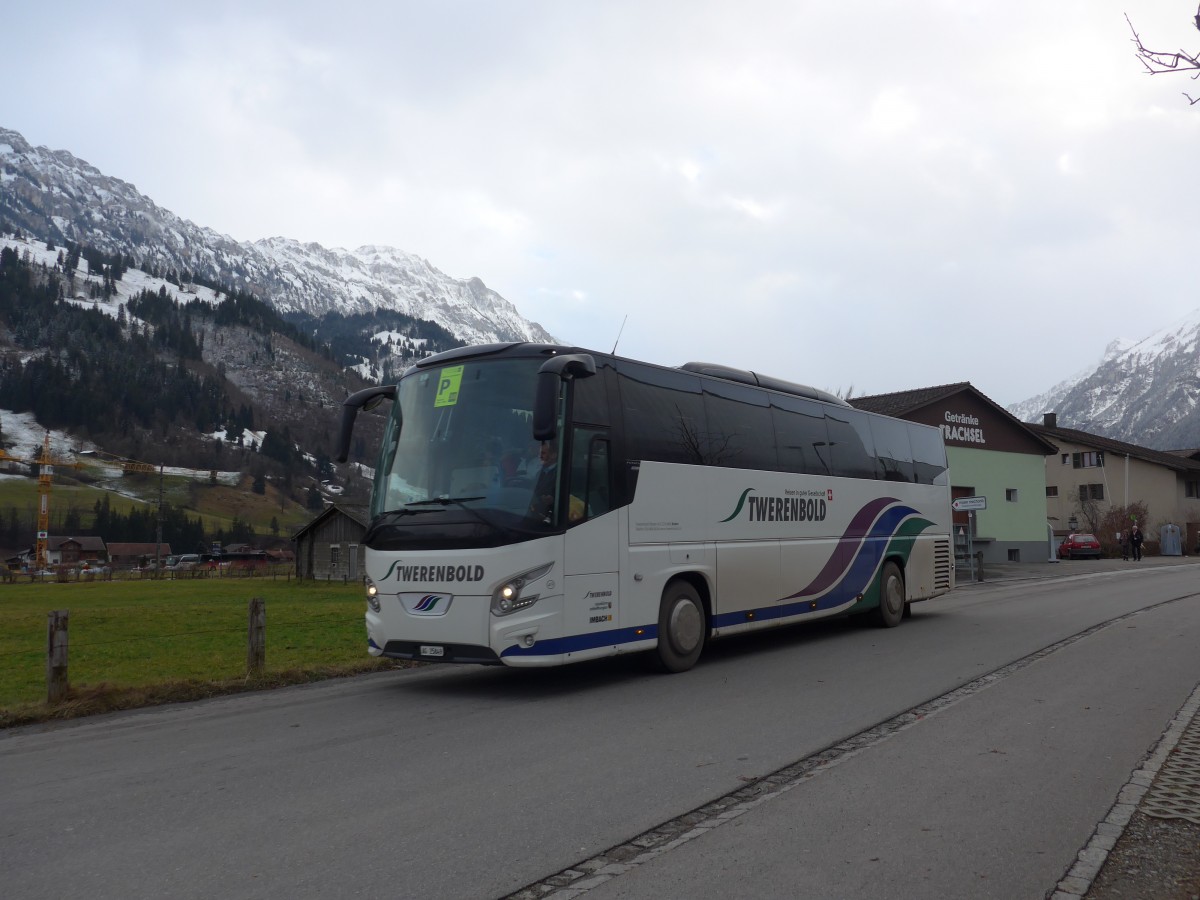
<box><xmin>35</xmin><ymin>434</ymin><xmax>52</xmax><ymax>569</ymax></box>
<box><xmin>156</xmin><ymin>462</ymin><xmax>164</xmax><ymax>571</ymax></box>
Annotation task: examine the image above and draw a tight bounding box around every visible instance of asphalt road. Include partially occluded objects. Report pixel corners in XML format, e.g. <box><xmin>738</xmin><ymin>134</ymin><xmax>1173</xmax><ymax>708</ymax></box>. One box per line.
<box><xmin>3</xmin><ymin>563</ymin><xmax>1199</xmax><ymax>899</ymax></box>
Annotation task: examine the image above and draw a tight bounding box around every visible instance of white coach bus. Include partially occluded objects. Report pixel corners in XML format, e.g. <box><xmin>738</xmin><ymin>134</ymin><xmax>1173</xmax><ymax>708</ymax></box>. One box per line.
<box><xmin>335</xmin><ymin>343</ymin><xmax>954</xmax><ymax>673</ymax></box>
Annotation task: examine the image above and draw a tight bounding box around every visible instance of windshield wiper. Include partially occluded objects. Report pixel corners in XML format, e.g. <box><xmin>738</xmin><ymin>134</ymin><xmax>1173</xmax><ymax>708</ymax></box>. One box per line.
<box><xmin>375</xmin><ymin>507</ymin><xmax>439</xmax><ymax>522</ymax></box>
<box><xmin>406</xmin><ymin>496</ymin><xmax>486</xmax><ymax>506</ymax></box>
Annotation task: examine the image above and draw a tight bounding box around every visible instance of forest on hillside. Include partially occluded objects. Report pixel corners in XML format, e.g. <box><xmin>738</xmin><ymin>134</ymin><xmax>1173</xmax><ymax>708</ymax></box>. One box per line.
<box><xmin>0</xmin><ymin>233</ymin><xmax>466</xmax><ymax>551</ymax></box>
<box><xmin>0</xmin><ymin>244</ymin><xmax>255</xmax><ymax>465</ymax></box>
<box><xmin>288</xmin><ymin>308</ymin><xmax>464</xmax><ymax>382</ymax></box>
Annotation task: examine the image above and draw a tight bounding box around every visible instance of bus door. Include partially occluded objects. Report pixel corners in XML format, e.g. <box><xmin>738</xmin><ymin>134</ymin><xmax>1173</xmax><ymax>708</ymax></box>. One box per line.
<box><xmin>562</xmin><ymin>427</ymin><xmax>619</xmax><ymax>635</ymax></box>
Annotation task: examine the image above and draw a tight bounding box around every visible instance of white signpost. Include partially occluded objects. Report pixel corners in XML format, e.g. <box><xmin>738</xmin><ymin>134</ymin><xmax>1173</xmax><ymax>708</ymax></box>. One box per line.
<box><xmin>952</xmin><ymin>497</ymin><xmax>986</xmax><ymax>581</ymax></box>
<box><xmin>951</xmin><ymin>496</ymin><xmax>987</xmax><ymax>512</ymax></box>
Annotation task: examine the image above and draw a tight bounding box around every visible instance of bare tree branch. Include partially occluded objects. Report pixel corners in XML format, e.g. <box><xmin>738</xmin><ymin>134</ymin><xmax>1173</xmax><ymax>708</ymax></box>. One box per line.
<box><xmin>1126</xmin><ymin>7</ymin><xmax>1200</xmax><ymax>105</ymax></box>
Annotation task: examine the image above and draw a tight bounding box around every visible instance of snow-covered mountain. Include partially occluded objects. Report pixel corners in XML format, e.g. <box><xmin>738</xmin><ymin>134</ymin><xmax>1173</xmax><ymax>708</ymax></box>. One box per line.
<box><xmin>0</xmin><ymin>126</ymin><xmax>554</xmax><ymax>346</ymax></box>
<box><xmin>1008</xmin><ymin>312</ymin><xmax>1200</xmax><ymax>450</ymax></box>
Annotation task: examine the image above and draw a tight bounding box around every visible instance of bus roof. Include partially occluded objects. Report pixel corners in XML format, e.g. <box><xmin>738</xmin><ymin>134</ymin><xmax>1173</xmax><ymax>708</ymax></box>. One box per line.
<box><xmin>409</xmin><ymin>343</ymin><xmax>852</xmax><ymax>408</ymax></box>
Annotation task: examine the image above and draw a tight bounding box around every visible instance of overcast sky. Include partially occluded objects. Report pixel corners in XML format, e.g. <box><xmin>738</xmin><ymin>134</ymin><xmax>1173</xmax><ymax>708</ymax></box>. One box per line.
<box><xmin>6</xmin><ymin>1</ymin><xmax>1199</xmax><ymax>406</ymax></box>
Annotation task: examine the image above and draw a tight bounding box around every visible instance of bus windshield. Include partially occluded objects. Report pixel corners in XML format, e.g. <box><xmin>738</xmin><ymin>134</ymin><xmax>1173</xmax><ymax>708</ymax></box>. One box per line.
<box><xmin>371</xmin><ymin>357</ymin><xmax>560</xmax><ymax>525</ymax></box>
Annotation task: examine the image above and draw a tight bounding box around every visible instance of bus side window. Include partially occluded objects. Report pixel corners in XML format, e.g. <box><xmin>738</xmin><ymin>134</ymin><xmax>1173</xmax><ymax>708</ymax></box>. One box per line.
<box><xmin>825</xmin><ymin>409</ymin><xmax>878</xmax><ymax>480</ymax></box>
<box><xmin>568</xmin><ymin>428</ymin><xmax>611</xmax><ymax>523</ymax></box>
<box><xmin>586</xmin><ymin>437</ymin><xmax>611</xmax><ymax>518</ymax></box>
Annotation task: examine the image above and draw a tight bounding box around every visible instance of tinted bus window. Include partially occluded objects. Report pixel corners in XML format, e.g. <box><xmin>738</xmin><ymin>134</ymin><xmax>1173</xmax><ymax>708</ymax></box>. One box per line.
<box><xmin>617</xmin><ymin>364</ymin><xmax>707</xmax><ymax>465</ymax></box>
<box><xmin>825</xmin><ymin>409</ymin><xmax>878</xmax><ymax>480</ymax></box>
<box><xmin>771</xmin><ymin>395</ymin><xmax>833</xmax><ymax>476</ymax></box>
<box><xmin>572</xmin><ymin>362</ymin><xmax>611</xmax><ymax>426</ymax></box>
<box><xmin>701</xmin><ymin>379</ymin><xmax>777</xmax><ymax>470</ymax></box>
<box><xmin>868</xmin><ymin>415</ymin><xmax>916</xmax><ymax>483</ymax></box>
<box><xmin>909</xmin><ymin>424</ymin><xmax>949</xmax><ymax>486</ymax></box>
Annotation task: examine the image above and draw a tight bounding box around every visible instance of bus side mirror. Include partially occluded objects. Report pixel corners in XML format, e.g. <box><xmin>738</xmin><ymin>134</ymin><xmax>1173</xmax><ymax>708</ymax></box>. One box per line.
<box><xmin>532</xmin><ymin>354</ymin><xmax>596</xmax><ymax>441</ymax></box>
<box><xmin>335</xmin><ymin>385</ymin><xmax>396</xmax><ymax>463</ymax></box>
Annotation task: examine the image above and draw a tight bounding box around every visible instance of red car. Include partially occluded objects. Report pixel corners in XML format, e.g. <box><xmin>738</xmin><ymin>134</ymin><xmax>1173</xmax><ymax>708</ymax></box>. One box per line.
<box><xmin>1058</xmin><ymin>533</ymin><xmax>1102</xmax><ymax>560</ymax></box>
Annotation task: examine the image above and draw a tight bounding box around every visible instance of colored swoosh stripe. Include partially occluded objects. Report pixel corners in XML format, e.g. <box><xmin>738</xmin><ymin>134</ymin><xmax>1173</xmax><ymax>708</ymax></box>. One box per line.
<box><xmin>834</xmin><ymin>510</ymin><xmax>930</xmax><ymax>601</ymax></box>
<box><xmin>774</xmin><ymin>512</ymin><xmax>934</xmax><ymax>617</ymax></box>
<box><xmin>786</xmin><ymin>496</ymin><xmax>901</xmax><ymax>599</ymax></box>
<box><xmin>719</xmin><ymin>488</ymin><xmax>755</xmax><ymax>522</ymax></box>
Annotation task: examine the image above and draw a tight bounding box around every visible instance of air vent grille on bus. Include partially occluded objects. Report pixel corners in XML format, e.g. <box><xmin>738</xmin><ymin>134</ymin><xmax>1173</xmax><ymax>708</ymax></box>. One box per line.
<box><xmin>934</xmin><ymin>539</ymin><xmax>952</xmax><ymax>590</ymax></box>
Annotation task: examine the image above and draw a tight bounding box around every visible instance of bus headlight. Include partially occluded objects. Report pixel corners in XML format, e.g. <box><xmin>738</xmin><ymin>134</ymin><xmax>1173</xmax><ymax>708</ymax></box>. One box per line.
<box><xmin>366</xmin><ymin>577</ymin><xmax>381</xmax><ymax>613</ymax></box>
<box><xmin>491</xmin><ymin>563</ymin><xmax>553</xmax><ymax>616</ymax></box>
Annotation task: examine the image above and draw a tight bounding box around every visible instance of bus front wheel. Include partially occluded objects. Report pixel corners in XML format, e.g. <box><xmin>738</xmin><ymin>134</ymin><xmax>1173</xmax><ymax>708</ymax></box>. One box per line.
<box><xmin>655</xmin><ymin>581</ymin><xmax>706</xmax><ymax>673</ymax></box>
<box><xmin>873</xmin><ymin>561</ymin><xmax>905</xmax><ymax>628</ymax></box>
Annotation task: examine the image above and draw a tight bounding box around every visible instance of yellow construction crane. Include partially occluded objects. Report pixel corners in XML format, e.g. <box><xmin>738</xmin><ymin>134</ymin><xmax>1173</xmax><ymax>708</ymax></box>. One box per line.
<box><xmin>0</xmin><ymin>433</ymin><xmax>82</xmax><ymax>570</ymax></box>
<box><xmin>82</xmin><ymin>450</ymin><xmax>162</xmax><ymax>477</ymax></box>
<box><xmin>1</xmin><ymin>438</ymin><xmax>220</xmax><ymax>571</ymax></box>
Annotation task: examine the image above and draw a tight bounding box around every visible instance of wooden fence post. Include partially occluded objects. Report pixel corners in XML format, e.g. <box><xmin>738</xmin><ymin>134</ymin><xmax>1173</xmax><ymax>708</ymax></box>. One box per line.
<box><xmin>47</xmin><ymin>609</ymin><xmax>69</xmax><ymax>703</ymax></box>
<box><xmin>247</xmin><ymin>597</ymin><xmax>265</xmax><ymax>674</ymax></box>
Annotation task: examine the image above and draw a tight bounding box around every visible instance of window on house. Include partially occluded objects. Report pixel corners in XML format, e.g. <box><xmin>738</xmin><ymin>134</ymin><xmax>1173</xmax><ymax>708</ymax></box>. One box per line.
<box><xmin>1008</xmin><ymin>549</ymin><xmax>1020</xmax><ymax>562</ymax></box>
<box><xmin>1187</xmin><ymin>480</ymin><xmax>1200</xmax><ymax>499</ymax></box>
<box><xmin>1061</xmin><ymin>454</ymin><xmax>1070</xmax><ymax>465</ymax></box>
<box><xmin>1079</xmin><ymin>483</ymin><xmax>1105</xmax><ymax>501</ymax></box>
<box><xmin>1046</xmin><ymin>486</ymin><xmax>1059</xmax><ymax>497</ymax></box>
<box><xmin>330</xmin><ymin>545</ymin><xmax>340</xmax><ymax>569</ymax></box>
<box><xmin>1072</xmin><ymin>451</ymin><xmax>1104</xmax><ymax>469</ymax></box>
<box><xmin>1006</xmin><ymin>489</ymin><xmax>1018</xmax><ymax>502</ymax></box>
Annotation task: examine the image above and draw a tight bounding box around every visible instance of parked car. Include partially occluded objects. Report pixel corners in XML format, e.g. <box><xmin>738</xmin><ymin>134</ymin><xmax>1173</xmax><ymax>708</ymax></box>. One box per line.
<box><xmin>1058</xmin><ymin>533</ymin><xmax>1102</xmax><ymax>560</ymax></box>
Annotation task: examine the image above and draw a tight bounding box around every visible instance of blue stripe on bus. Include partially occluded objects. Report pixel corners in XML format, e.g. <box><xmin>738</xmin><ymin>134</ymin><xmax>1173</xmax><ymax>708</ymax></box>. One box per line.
<box><xmin>500</xmin><ymin>624</ymin><xmax>660</xmax><ymax>658</ymax></box>
<box><xmin>712</xmin><ymin>506</ymin><xmax>932</xmax><ymax>627</ymax></box>
<box><xmin>502</xmin><ymin>505</ymin><xmax>936</xmax><ymax>659</ymax></box>
<box><xmin>710</xmin><ymin>584</ymin><xmax>855</xmax><ymax>629</ymax></box>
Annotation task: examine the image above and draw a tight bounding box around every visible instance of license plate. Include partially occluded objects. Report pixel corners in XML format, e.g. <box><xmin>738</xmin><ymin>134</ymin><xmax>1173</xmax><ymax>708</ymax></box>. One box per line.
<box><xmin>419</xmin><ymin>645</ymin><xmax>445</xmax><ymax>658</ymax></box>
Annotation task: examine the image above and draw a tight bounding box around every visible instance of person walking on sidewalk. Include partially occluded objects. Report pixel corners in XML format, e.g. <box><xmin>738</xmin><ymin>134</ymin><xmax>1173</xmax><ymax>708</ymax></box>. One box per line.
<box><xmin>1118</xmin><ymin>530</ymin><xmax>1129</xmax><ymax>560</ymax></box>
<box><xmin>1130</xmin><ymin>524</ymin><xmax>1144</xmax><ymax>561</ymax></box>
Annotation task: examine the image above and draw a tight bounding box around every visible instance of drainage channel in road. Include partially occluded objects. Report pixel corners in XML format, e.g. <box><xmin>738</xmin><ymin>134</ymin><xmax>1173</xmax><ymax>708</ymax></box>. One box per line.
<box><xmin>1051</xmin><ymin>676</ymin><xmax>1200</xmax><ymax>898</ymax></box>
<box><xmin>1143</xmin><ymin>699</ymin><xmax>1200</xmax><ymax>826</ymax></box>
<box><xmin>503</xmin><ymin>593</ymin><xmax>1200</xmax><ymax>900</ymax></box>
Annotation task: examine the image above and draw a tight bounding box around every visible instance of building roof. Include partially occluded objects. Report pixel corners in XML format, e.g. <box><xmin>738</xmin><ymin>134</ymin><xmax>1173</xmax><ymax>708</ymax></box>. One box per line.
<box><xmin>1028</xmin><ymin>423</ymin><xmax>1200</xmax><ymax>474</ymax></box>
<box><xmin>292</xmin><ymin>504</ymin><xmax>371</xmax><ymax>540</ymax></box>
<box><xmin>48</xmin><ymin>535</ymin><xmax>107</xmax><ymax>552</ymax></box>
<box><xmin>106</xmin><ymin>542</ymin><xmax>173</xmax><ymax>557</ymax></box>
<box><xmin>850</xmin><ymin>382</ymin><xmax>1059</xmax><ymax>454</ymax></box>
<box><xmin>850</xmin><ymin>382</ymin><xmax>973</xmax><ymax>418</ymax></box>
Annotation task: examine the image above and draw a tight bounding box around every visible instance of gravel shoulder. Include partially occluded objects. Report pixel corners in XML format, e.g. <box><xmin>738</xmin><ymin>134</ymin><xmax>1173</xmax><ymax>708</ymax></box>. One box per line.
<box><xmin>1085</xmin><ymin>813</ymin><xmax>1200</xmax><ymax>899</ymax></box>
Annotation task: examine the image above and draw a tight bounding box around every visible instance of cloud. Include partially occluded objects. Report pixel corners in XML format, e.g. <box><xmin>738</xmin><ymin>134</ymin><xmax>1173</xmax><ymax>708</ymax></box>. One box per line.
<box><xmin>6</xmin><ymin>0</ymin><xmax>1200</xmax><ymax>405</ymax></box>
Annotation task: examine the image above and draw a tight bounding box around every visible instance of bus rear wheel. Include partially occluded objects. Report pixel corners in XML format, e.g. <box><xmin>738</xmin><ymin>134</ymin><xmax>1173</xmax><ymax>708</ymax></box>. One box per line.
<box><xmin>655</xmin><ymin>581</ymin><xmax>706</xmax><ymax>673</ymax></box>
<box><xmin>873</xmin><ymin>561</ymin><xmax>905</xmax><ymax>628</ymax></box>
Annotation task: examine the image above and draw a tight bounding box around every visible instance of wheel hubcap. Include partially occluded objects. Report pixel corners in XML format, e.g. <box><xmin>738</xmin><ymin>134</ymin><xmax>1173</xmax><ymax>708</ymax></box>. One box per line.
<box><xmin>884</xmin><ymin>575</ymin><xmax>903</xmax><ymax>615</ymax></box>
<box><xmin>669</xmin><ymin>599</ymin><xmax>702</xmax><ymax>654</ymax></box>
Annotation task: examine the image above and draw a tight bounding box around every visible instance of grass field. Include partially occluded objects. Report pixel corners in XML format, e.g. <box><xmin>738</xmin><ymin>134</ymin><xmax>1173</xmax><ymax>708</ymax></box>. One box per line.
<box><xmin>0</xmin><ymin>470</ymin><xmax>317</xmax><ymax>540</ymax></box>
<box><xmin>0</xmin><ymin>577</ymin><xmax>412</xmax><ymax>726</ymax></box>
